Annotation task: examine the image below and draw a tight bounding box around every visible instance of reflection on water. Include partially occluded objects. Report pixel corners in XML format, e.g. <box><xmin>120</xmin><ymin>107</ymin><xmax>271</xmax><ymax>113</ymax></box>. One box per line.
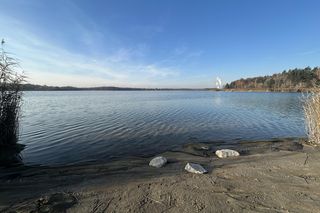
<box><xmin>0</xmin><ymin>143</ymin><xmax>25</xmax><ymax>166</ymax></box>
<box><xmin>20</xmin><ymin>91</ymin><xmax>305</xmax><ymax>165</ymax></box>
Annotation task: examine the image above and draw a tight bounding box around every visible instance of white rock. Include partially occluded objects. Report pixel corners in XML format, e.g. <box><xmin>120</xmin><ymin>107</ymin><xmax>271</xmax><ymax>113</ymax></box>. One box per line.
<box><xmin>215</xmin><ymin>149</ymin><xmax>240</xmax><ymax>158</ymax></box>
<box><xmin>184</xmin><ymin>163</ymin><xmax>207</xmax><ymax>174</ymax></box>
<box><xmin>149</xmin><ymin>156</ymin><xmax>167</xmax><ymax>168</ymax></box>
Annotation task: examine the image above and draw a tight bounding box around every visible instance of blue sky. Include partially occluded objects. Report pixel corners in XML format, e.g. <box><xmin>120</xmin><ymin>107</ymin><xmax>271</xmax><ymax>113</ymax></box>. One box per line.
<box><xmin>0</xmin><ymin>0</ymin><xmax>319</xmax><ymax>88</ymax></box>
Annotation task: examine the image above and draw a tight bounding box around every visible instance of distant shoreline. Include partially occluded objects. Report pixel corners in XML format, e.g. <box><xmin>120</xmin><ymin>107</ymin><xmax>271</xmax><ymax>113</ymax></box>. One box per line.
<box><xmin>21</xmin><ymin>83</ymin><xmax>219</xmax><ymax>91</ymax></box>
<box><xmin>21</xmin><ymin>84</ymin><xmax>315</xmax><ymax>92</ymax></box>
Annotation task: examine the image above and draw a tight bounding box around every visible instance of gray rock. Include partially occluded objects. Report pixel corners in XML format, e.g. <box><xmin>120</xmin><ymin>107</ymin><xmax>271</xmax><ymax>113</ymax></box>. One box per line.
<box><xmin>184</xmin><ymin>163</ymin><xmax>207</xmax><ymax>174</ymax></box>
<box><xmin>215</xmin><ymin>149</ymin><xmax>240</xmax><ymax>158</ymax></box>
<box><xmin>149</xmin><ymin>156</ymin><xmax>167</xmax><ymax>168</ymax></box>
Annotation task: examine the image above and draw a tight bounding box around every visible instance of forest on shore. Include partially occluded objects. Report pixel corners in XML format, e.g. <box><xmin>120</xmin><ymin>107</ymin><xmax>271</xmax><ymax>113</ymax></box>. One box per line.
<box><xmin>225</xmin><ymin>67</ymin><xmax>320</xmax><ymax>92</ymax></box>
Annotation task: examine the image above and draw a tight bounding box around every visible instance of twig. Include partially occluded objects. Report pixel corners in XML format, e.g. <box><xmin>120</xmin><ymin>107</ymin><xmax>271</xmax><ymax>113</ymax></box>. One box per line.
<box><xmin>304</xmin><ymin>155</ymin><xmax>309</xmax><ymax>165</ymax></box>
<box><xmin>143</xmin><ymin>195</ymin><xmax>166</xmax><ymax>206</ymax></box>
<box><xmin>101</xmin><ymin>197</ymin><xmax>114</xmax><ymax>213</ymax></box>
<box><xmin>90</xmin><ymin>197</ymin><xmax>114</xmax><ymax>213</ymax></box>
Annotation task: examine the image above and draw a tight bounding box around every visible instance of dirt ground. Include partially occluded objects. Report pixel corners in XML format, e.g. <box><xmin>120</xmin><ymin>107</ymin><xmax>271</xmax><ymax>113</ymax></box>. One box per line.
<box><xmin>1</xmin><ymin>138</ymin><xmax>320</xmax><ymax>213</ymax></box>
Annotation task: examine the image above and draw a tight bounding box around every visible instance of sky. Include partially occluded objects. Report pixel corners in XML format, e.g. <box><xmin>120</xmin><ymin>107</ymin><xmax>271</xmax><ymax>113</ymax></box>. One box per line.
<box><xmin>0</xmin><ymin>0</ymin><xmax>320</xmax><ymax>88</ymax></box>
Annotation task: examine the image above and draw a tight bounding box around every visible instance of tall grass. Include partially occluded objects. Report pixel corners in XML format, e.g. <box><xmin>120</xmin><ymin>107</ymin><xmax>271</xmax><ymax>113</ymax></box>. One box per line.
<box><xmin>0</xmin><ymin>40</ymin><xmax>24</xmax><ymax>148</ymax></box>
<box><xmin>303</xmin><ymin>87</ymin><xmax>320</xmax><ymax>146</ymax></box>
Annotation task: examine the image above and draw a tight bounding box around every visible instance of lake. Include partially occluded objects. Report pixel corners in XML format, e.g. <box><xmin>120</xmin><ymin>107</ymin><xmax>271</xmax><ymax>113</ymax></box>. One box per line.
<box><xmin>20</xmin><ymin>91</ymin><xmax>305</xmax><ymax>165</ymax></box>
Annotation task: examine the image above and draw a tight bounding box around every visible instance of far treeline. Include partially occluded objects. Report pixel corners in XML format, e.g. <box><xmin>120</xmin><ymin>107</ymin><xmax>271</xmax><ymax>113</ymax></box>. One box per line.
<box><xmin>21</xmin><ymin>84</ymin><xmax>206</xmax><ymax>91</ymax></box>
<box><xmin>21</xmin><ymin>84</ymin><xmax>145</xmax><ymax>91</ymax></box>
<box><xmin>225</xmin><ymin>67</ymin><xmax>320</xmax><ymax>92</ymax></box>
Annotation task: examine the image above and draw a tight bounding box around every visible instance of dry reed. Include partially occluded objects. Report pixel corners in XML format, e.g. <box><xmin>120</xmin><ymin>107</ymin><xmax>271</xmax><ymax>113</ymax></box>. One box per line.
<box><xmin>303</xmin><ymin>87</ymin><xmax>320</xmax><ymax>146</ymax></box>
<box><xmin>0</xmin><ymin>39</ymin><xmax>24</xmax><ymax>147</ymax></box>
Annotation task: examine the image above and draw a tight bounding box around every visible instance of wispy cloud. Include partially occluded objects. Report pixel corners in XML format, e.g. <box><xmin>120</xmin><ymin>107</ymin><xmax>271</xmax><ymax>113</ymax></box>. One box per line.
<box><xmin>0</xmin><ymin>13</ymin><xmax>182</xmax><ymax>87</ymax></box>
<box><xmin>173</xmin><ymin>45</ymin><xmax>203</xmax><ymax>58</ymax></box>
<box><xmin>297</xmin><ymin>49</ymin><xmax>320</xmax><ymax>56</ymax></box>
<box><xmin>139</xmin><ymin>65</ymin><xmax>179</xmax><ymax>78</ymax></box>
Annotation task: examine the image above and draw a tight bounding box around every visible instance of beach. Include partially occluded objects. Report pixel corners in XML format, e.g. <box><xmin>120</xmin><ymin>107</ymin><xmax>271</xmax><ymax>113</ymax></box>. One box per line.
<box><xmin>1</xmin><ymin>138</ymin><xmax>320</xmax><ymax>212</ymax></box>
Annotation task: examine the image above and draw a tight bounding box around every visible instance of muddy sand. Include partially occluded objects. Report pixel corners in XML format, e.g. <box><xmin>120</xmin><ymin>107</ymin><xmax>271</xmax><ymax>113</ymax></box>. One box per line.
<box><xmin>1</xmin><ymin>138</ymin><xmax>320</xmax><ymax>212</ymax></box>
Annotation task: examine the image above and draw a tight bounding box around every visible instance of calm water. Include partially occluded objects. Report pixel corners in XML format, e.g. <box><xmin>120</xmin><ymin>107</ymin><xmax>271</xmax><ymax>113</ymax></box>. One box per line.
<box><xmin>20</xmin><ymin>91</ymin><xmax>305</xmax><ymax>165</ymax></box>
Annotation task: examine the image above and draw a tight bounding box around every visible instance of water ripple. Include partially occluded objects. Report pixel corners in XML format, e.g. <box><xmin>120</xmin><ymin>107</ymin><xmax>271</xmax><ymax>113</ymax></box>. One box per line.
<box><xmin>19</xmin><ymin>91</ymin><xmax>305</xmax><ymax>165</ymax></box>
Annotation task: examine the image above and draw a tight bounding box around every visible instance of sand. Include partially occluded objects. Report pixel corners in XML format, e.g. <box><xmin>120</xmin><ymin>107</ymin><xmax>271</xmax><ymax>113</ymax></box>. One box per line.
<box><xmin>1</xmin><ymin>138</ymin><xmax>320</xmax><ymax>212</ymax></box>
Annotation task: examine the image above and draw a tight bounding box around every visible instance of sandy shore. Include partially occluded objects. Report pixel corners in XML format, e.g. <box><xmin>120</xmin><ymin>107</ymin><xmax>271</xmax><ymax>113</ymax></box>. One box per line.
<box><xmin>1</xmin><ymin>138</ymin><xmax>320</xmax><ymax>212</ymax></box>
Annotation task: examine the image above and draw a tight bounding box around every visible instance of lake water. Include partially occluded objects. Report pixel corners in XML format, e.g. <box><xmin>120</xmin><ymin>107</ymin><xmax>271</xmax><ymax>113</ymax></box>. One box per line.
<box><xmin>20</xmin><ymin>91</ymin><xmax>305</xmax><ymax>166</ymax></box>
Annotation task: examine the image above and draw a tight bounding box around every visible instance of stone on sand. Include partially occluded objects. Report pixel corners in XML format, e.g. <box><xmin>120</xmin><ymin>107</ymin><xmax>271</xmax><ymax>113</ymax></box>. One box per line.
<box><xmin>215</xmin><ymin>149</ymin><xmax>240</xmax><ymax>158</ymax></box>
<box><xmin>149</xmin><ymin>156</ymin><xmax>167</xmax><ymax>168</ymax></box>
<box><xmin>184</xmin><ymin>163</ymin><xmax>207</xmax><ymax>174</ymax></box>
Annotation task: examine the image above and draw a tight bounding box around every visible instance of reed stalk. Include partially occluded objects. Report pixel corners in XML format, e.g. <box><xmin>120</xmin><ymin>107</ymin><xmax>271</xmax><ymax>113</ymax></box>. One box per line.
<box><xmin>303</xmin><ymin>87</ymin><xmax>320</xmax><ymax>146</ymax></box>
<box><xmin>0</xmin><ymin>39</ymin><xmax>25</xmax><ymax>148</ymax></box>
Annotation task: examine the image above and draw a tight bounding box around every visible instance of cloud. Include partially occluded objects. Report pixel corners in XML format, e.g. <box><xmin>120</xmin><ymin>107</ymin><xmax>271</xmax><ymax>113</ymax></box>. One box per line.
<box><xmin>297</xmin><ymin>50</ymin><xmax>320</xmax><ymax>56</ymax></box>
<box><xmin>140</xmin><ymin>65</ymin><xmax>179</xmax><ymax>78</ymax></box>
<box><xmin>0</xmin><ymin>14</ymin><xmax>182</xmax><ymax>87</ymax></box>
<box><xmin>106</xmin><ymin>48</ymin><xmax>132</xmax><ymax>63</ymax></box>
